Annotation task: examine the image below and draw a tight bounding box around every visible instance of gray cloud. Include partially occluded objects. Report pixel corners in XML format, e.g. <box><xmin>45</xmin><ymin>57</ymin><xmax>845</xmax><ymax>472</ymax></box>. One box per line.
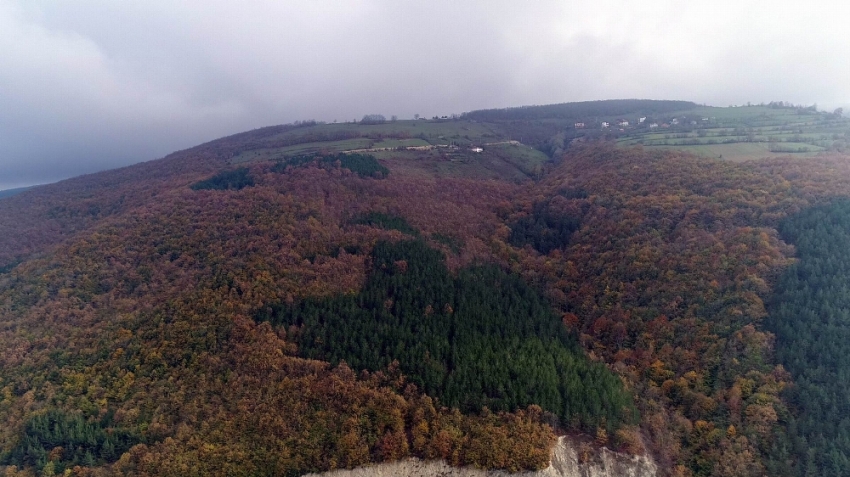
<box><xmin>1</xmin><ymin>0</ymin><xmax>849</xmax><ymax>189</ymax></box>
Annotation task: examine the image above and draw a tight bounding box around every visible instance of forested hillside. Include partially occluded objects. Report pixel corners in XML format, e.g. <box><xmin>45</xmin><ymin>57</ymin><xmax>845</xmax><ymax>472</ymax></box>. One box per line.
<box><xmin>267</xmin><ymin>239</ymin><xmax>635</xmax><ymax>432</ymax></box>
<box><xmin>499</xmin><ymin>147</ymin><xmax>850</xmax><ymax>476</ymax></box>
<box><xmin>767</xmin><ymin>199</ymin><xmax>850</xmax><ymax>476</ymax></box>
<box><xmin>0</xmin><ymin>187</ymin><xmax>33</xmax><ymax>201</ymax></box>
<box><xmin>0</xmin><ymin>155</ymin><xmax>560</xmax><ymax>476</ymax></box>
<box><xmin>2</xmin><ymin>110</ymin><xmax>850</xmax><ymax>477</ymax></box>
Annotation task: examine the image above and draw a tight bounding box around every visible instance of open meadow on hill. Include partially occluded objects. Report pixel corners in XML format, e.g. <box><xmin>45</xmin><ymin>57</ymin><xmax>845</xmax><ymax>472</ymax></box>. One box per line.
<box><xmin>612</xmin><ymin>104</ymin><xmax>850</xmax><ymax>162</ymax></box>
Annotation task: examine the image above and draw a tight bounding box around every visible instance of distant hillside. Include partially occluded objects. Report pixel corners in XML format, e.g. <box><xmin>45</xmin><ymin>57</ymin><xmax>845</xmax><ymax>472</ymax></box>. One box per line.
<box><xmin>614</xmin><ymin>103</ymin><xmax>850</xmax><ymax>161</ymax></box>
<box><xmin>0</xmin><ymin>186</ymin><xmax>34</xmax><ymax>200</ymax></box>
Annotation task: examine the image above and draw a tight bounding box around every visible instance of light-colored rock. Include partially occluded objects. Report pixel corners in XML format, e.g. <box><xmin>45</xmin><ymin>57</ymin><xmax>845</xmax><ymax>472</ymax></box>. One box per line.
<box><xmin>303</xmin><ymin>436</ymin><xmax>657</xmax><ymax>477</ymax></box>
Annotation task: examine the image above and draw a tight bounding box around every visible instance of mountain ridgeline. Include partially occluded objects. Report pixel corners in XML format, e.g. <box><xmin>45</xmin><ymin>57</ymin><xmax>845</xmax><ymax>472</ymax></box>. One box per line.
<box><xmin>462</xmin><ymin>100</ymin><xmax>697</xmax><ymax>122</ymax></box>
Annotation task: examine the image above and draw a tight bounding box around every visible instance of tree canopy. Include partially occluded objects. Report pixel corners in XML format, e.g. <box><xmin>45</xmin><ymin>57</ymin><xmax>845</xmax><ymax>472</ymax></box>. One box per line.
<box><xmin>263</xmin><ymin>239</ymin><xmax>636</xmax><ymax>432</ymax></box>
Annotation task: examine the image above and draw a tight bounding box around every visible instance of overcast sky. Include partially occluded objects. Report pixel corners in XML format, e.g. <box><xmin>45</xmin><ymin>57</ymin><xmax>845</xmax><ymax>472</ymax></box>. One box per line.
<box><xmin>1</xmin><ymin>0</ymin><xmax>849</xmax><ymax>189</ymax></box>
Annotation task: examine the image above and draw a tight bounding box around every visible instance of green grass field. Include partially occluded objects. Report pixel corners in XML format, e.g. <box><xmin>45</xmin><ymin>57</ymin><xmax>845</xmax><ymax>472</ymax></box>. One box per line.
<box><xmin>231</xmin><ymin>139</ymin><xmax>374</xmax><ymax>163</ymax></box>
<box><xmin>613</xmin><ymin>104</ymin><xmax>849</xmax><ymax>161</ymax></box>
<box><xmin>485</xmin><ymin>143</ymin><xmax>548</xmax><ymax>175</ymax></box>
<box><xmin>372</xmin><ymin>138</ymin><xmax>431</xmax><ymax>149</ymax></box>
<box><xmin>643</xmin><ymin>142</ymin><xmax>822</xmax><ymax>162</ymax></box>
<box><xmin>370</xmin><ymin>142</ymin><xmax>548</xmax><ymax>182</ymax></box>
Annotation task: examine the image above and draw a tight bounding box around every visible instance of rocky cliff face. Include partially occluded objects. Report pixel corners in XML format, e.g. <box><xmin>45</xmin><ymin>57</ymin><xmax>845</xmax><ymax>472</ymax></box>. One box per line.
<box><xmin>304</xmin><ymin>436</ymin><xmax>657</xmax><ymax>477</ymax></box>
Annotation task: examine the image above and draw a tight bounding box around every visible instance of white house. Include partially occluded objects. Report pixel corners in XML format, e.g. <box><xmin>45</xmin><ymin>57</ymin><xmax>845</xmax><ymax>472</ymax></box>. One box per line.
<box><xmin>601</xmin><ymin>122</ymin><xmax>610</xmax><ymax>128</ymax></box>
<box><xmin>618</xmin><ymin>120</ymin><xmax>629</xmax><ymax>127</ymax></box>
<box><xmin>574</xmin><ymin>122</ymin><xmax>585</xmax><ymax>128</ymax></box>
<box><xmin>639</xmin><ymin>117</ymin><xmax>646</xmax><ymax>123</ymax></box>
<box><xmin>470</xmin><ymin>147</ymin><xmax>483</xmax><ymax>153</ymax></box>
<box><xmin>649</xmin><ymin>123</ymin><xmax>659</xmax><ymax>129</ymax></box>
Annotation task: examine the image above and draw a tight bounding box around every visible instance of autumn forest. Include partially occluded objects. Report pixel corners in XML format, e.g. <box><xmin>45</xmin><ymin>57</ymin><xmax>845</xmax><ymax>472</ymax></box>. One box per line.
<box><xmin>2</xmin><ymin>102</ymin><xmax>850</xmax><ymax>477</ymax></box>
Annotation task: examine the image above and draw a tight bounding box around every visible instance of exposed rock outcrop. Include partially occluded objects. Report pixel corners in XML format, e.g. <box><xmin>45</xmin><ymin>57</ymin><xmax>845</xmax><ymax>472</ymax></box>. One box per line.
<box><xmin>304</xmin><ymin>436</ymin><xmax>657</xmax><ymax>477</ymax></box>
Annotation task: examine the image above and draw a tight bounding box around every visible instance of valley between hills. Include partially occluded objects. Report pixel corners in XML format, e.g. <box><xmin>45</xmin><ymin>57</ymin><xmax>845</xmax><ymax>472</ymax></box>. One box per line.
<box><xmin>2</xmin><ymin>100</ymin><xmax>850</xmax><ymax>477</ymax></box>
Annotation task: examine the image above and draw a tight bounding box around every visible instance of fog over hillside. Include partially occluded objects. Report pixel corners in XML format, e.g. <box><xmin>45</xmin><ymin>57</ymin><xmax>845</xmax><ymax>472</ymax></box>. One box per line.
<box><xmin>1</xmin><ymin>0</ymin><xmax>849</xmax><ymax>189</ymax></box>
